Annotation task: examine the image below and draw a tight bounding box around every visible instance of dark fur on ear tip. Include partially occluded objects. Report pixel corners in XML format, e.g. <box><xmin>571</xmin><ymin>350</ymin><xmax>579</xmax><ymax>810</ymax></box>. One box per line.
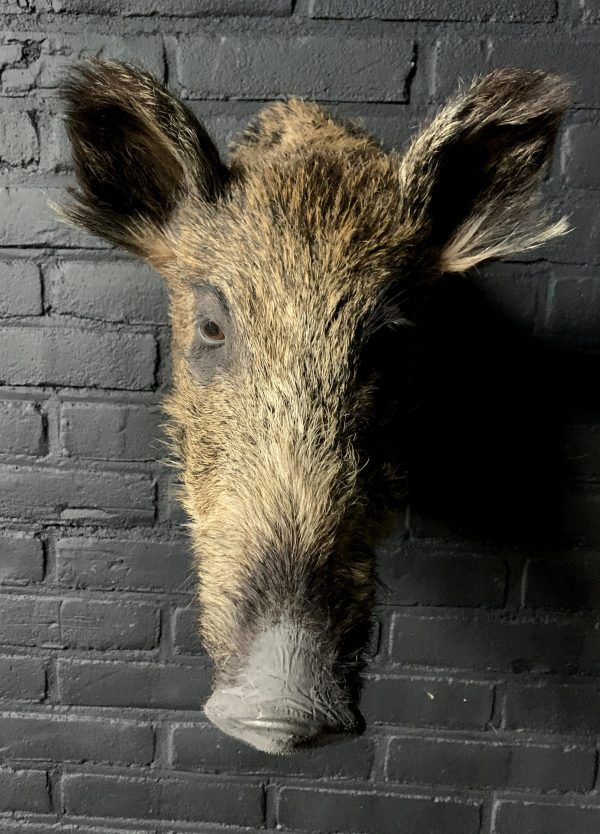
<box><xmin>461</xmin><ymin>68</ymin><xmax>571</xmax><ymax>125</ymax></box>
<box><xmin>57</xmin><ymin>58</ymin><xmax>227</xmax><ymax>255</ymax></box>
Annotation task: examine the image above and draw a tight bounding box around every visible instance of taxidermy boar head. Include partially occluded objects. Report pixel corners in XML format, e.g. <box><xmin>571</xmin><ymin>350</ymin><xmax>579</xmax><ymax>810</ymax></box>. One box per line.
<box><xmin>60</xmin><ymin>60</ymin><xmax>568</xmax><ymax>753</ymax></box>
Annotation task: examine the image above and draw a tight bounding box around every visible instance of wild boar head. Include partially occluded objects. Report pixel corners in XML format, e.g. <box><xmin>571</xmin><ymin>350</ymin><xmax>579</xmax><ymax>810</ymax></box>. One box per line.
<box><xmin>60</xmin><ymin>61</ymin><xmax>568</xmax><ymax>752</ymax></box>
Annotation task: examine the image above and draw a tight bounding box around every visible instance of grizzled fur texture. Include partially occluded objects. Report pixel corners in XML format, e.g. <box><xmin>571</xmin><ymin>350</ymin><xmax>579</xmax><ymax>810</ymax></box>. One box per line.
<box><xmin>59</xmin><ymin>61</ymin><xmax>569</xmax><ymax>700</ymax></box>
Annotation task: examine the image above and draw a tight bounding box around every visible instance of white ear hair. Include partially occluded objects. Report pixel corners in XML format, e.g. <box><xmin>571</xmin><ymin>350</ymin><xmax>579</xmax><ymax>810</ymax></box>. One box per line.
<box><xmin>398</xmin><ymin>69</ymin><xmax>570</xmax><ymax>273</ymax></box>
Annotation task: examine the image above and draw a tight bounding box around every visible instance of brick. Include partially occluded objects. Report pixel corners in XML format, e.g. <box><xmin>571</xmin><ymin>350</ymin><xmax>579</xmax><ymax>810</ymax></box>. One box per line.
<box><xmin>0</xmin><ymin>111</ymin><xmax>38</xmax><ymax>168</ymax></box>
<box><xmin>37</xmin><ymin>109</ymin><xmax>70</xmax><ymax>172</ymax></box>
<box><xmin>0</xmin><ymin>46</ymin><xmax>23</xmax><ymax>66</ymax></box>
<box><xmin>0</xmin><ymin>825</ymin><xmax>149</xmax><ymax>834</ymax></box>
<box><xmin>62</xmin><ymin>401</ymin><xmax>163</xmax><ymax>462</ymax></box>
<box><xmin>561</xmin><ymin>487</ymin><xmax>600</xmax><ymax>545</ymax></box>
<box><xmin>0</xmin><ymin>401</ymin><xmax>45</xmax><ymax>456</ymax></box>
<box><xmin>55</xmin><ymin>537</ymin><xmax>193</xmax><ymax>592</ymax></box>
<box><xmin>362</xmin><ymin>676</ymin><xmax>493</xmax><ymax>729</ymax></box>
<box><xmin>386</xmin><ymin>736</ymin><xmax>594</xmax><ymax>792</ymax></box>
<box><xmin>524</xmin><ymin>553</ymin><xmax>600</xmax><ymax>610</ymax></box>
<box><xmin>545</xmin><ymin>271</ymin><xmax>600</xmax><ymax>348</ymax></box>
<box><xmin>549</xmin><ymin>195</ymin><xmax>600</xmax><ymax>265</ymax></box>
<box><xmin>581</xmin><ymin>0</ymin><xmax>600</xmax><ymax>23</ymax></box>
<box><xmin>175</xmin><ymin>34</ymin><xmax>418</xmax><ymax>102</ymax></box>
<box><xmin>58</xmin><ymin>658</ymin><xmax>211</xmax><ymax>709</ymax></box>
<box><xmin>60</xmin><ymin>402</ymin><xmax>162</xmax><ymax>461</ymax></box>
<box><xmin>406</xmin><ymin>499</ymin><xmax>467</xmax><ymax>540</ymax></box>
<box><xmin>0</xmin><ymin>536</ymin><xmax>43</xmax><ymax>585</ymax></box>
<box><xmin>277</xmin><ymin>786</ymin><xmax>480</xmax><ymax>834</ymax></box>
<box><xmin>62</xmin><ymin>772</ymin><xmax>265</xmax><ymax>827</ymax></box>
<box><xmin>505</xmin><ymin>682</ymin><xmax>600</xmax><ymax>733</ymax></box>
<box><xmin>171</xmin><ymin>723</ymin><xmax>376</xmax><ymax>778</ymax></box>
<box><xmin>0</xmin><ymin>188</ymin><xmax>98</xmax><ymax>247</ymax></box>
<box><xmin>562</xmin><ymin>122</ymin><xmax>600</xmax><ymax>189</ymax></box>
<box><xmin>0</xmin><ymin>466</ymin><xmax>154</xmax><ymax>524</ymax></box>
<box><xmin>0</xmin><ymin>826</ymin><xmax>150</xmax><ymax>834</ymax></box>
<box><xmin>377</xmin><ymin>542</ymin><xmax>506</xmax><ymax>607</ymax></box>
<box><xmin>433</xmin><ymin>36</ymin><xmax>600</xmax><ymax>108</ymax></box>
<box><xmin>0</xmin><ymin>656</ymin><xmax>45</xmax><ymax>701</ymax></box>
<box><xmin>495</xmin><ymin>801</ymin><xmax>600</xmax><ymax>834</ymax></box>
<box><xmin>3</xmin><ymin>0</ymin><xmax>45</xmax><ymax>11</ymax></box>
<box><xmin>0</xmin><ymin>33</ymin><xmax>164</xmax><ymax>93</ymax></box>
<box><xmin>49</xmin><ymin>260</ymin><xmax>168</xmax><ymax>324</ymax></box>
<box><xmin>310</xmin><ymin>0</ymin><xmax>555</xmax><ymax>21</ymax></box>
<box><xmin>0</xmin><ymin>713</ymin><xmax>153</xmax><ymax>765</ymax></box>
<box><xmin>390</xmin><ymin>612</ymin><xmax>600</xmax><ymax>675</ymax></box>
<box><xmin>0</xmin><ymin>325</ymin><xmax>156</xmax><ymax>389</ymax></box>
<box><xmin>51</xmin><ymin>0</ymin><xmax>292</xmax><ymax>12</ymax></box>
<box><xmin>470</xmin><ymin>263</ymin><xmax>545</xmax><ymax>331</ymax></box>
<box><xmin>0</xmin><ymin>768</ymin><xmax>49</xmax><ymax>813</ymax></box>
<box><xmin>164</xmin><ymin>473</ymin><xmax>190</xmax><ymax>524</ymax></box>
<box><xmin>561</xmin><ymin>417</ymin><xmax>600</xmax><ymax>481</ymax></box>
<box><xmin>0</xmin><ymin>261</ymin><xmax>42</xmax><ymax>317</ymax></box>
<box><xmin>0</xmin><ymin>596</ymin><xmax>59</xmax><ymax>647</ymax></box>
<box><xmin>172</xmin><ymin>605</ymin><xmax>206</xmax><ymax>655</ymax></box>
<box><xmin>60</xmin><ymin>598</ymin><xmax>159</xmax><ymax>650</ymax></box>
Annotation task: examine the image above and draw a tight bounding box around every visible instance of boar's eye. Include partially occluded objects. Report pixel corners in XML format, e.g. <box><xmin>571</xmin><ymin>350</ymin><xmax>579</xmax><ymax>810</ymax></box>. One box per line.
<box><xmin>189</xmin><ymin>285</ymin><xmax>231</xmax><ymax>379</ymax></box>
<box><xmin>198</xmin><ymin>317</ymin><xmax>225</xmax><ymax>346</ymax></box>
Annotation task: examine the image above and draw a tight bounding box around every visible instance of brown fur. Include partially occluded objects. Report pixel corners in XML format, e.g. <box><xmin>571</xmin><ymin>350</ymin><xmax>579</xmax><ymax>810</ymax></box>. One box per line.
<box><xmin>58</xmin><ymin>61</ymin><xmax>569</xmax><ymax>683</ymax></box>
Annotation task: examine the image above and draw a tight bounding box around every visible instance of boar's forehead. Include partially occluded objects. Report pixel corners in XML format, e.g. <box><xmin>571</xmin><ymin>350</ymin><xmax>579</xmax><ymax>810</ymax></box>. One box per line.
<box><xmin>174</xmin><ymin>150</ymin><xmax>412</xmax><ymax>322</ymax></box>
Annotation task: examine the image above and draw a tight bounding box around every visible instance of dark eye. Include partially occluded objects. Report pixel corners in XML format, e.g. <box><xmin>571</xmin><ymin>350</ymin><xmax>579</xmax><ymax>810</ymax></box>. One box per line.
<box><xmin>198</xmin><ymin>317</ymin><xmax>225</xmax><ymax>346</ymax></box>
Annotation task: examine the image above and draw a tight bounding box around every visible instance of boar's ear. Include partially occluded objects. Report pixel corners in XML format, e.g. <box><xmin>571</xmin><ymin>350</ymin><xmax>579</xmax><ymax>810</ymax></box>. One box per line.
<box><xmin>399</xmin><ymin>69</ymin><xmax>570</xmax><ymax>273</ymax></box>
<box><xmin>58</xmin><ymin>59</ymin><xmax>227</xmax><ymax>258</ymax></box>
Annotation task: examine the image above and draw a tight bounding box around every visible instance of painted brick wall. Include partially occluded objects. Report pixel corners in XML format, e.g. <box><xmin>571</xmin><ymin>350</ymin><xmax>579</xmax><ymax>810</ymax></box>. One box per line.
<box><xmin>0</xmin><ymin>1</ymin><xmax>599</xmax><ymax>833</ymax></box>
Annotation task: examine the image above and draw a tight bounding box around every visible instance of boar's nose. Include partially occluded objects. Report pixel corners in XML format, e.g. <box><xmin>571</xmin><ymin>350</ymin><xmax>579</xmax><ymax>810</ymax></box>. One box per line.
<box><xmin>203</xmin><ymin>620</ymin><xmax>364</xmax><ymax>754</ymax></box>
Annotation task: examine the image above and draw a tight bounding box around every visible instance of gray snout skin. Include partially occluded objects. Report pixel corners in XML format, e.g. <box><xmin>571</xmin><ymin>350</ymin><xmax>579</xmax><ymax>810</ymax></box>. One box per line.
<box><xmin>204</xmin><ymin>620</ymin><xmax>364</xmax><ymax>754</ymax></box>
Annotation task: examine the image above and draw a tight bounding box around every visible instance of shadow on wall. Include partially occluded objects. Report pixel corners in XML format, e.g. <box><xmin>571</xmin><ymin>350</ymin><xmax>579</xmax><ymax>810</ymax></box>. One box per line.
<box><xmin>408</xmin><ymin>270</ymin><xmax>599</xmax><ymax>550</ymax></box>
<box><xmin>367</xmin><ymin>267</ymin><xmax>600</xmax><ymax>706</ymax></box>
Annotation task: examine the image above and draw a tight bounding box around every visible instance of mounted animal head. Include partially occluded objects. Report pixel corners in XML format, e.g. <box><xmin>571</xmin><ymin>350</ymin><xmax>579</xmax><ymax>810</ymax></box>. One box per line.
<box><xmin>60</xmin><ymin>60</ymin><xmax>568</xmax><ymax>753</ymax></box>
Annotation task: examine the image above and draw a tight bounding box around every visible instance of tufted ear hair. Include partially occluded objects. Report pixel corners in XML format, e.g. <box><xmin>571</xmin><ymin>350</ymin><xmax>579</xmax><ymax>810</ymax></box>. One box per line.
<box><xmin>58</xmin><ymin>59</ymin><xmax>228</xmax><ymax>258</ymax></box>
<box><xmin>399</xmin><ymin>69</ymin><xmax>570</xmax><ymax>273</ymax></box>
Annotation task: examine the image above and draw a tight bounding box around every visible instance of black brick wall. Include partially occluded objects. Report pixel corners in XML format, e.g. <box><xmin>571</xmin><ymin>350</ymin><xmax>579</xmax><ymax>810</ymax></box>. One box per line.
<box><xmin>0</xmin><ymin>2</ymin><xmax>599</xmax><ymax>833</ymax></box>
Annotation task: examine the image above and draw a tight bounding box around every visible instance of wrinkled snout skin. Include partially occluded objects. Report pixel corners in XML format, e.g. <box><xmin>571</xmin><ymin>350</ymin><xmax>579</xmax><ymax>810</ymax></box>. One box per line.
<box><xmin>204</xmin><ymin>622</ymin><xmax>365</xmax><ymax>753</ymax></box>
<box><xmin>60</xmin><ymin>61</ymin><xmax>569</xmax><ymax>752</ymax></box>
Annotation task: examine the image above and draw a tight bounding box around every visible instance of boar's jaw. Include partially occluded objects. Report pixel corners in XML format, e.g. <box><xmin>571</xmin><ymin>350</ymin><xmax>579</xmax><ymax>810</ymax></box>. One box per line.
<box><xmin>203</xmin><ymin>619</ymin><xmax>364</xmax><ymax>754</ymax></box>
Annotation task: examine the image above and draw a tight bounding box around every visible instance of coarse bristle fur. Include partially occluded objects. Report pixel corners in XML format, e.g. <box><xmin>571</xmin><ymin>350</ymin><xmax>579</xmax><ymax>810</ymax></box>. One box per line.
<box><xmin>57</xmin><ymin>59</ymin><xmax>569</xmax><ymax>682</ymax></box>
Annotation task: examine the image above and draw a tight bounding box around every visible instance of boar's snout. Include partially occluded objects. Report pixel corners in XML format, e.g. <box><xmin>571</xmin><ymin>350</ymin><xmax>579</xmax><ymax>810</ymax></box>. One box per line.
<box><xmin>203</xmin><ymin>620</ymin><xmax>364</xmax><ymax>754</ymax></box>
